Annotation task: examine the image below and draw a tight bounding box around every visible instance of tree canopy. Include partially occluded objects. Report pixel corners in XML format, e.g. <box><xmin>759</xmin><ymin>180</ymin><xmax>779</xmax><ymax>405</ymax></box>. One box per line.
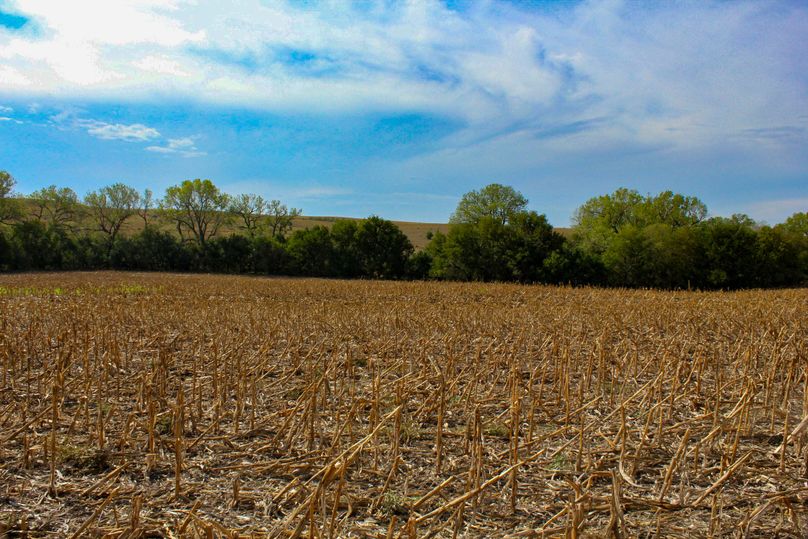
<box><xmin>137</xmin><ymin>188</ymin><xmax>154</xmax><ymax>228</ymax></box>
<box><xmin>162</xmin><ymin>179</ymin><xmax>231</xmax><ymax>247</ymax></box>
<box><xmin>355</xmin><ymin>215</ymin><xmax>414</xmax><ymax>279</ymax></box>
<box><xmin>266</xmin><ymin>200</ymin><xmax>301</xmax><ymax>238</ymax></box>
<box><xmin>30</xmin><ymin>185</ymin><xmax>80</xmax><ymax>228</ymax></box>
<box><xmin>430</xmin><ymin>185</ymin><xmax>565</xmax><ymax>282</ymax></box>
<box><xmin>450</xmin><ymin>183</ymin><xmax>528</xmax><ymax>225</ymax></box>
<box><xmin>0</xmin><ymin>170</ymin><xmax>23</xmax><ymax>224</ymax></box>
<box><xmin>85</xmin><ymin>183</ymin><xmax>141</xmax><ymax>246</ymax></box>
<box><xmin>230</xmin><ymin>194</ymin><xmax>268</xmax><ymax>237</ymax></box>
<box><xmin>0</xmin><ymin>170</ymin><xmax>14</xmax><ymax>199</ymax></box>
<box><xmin>573</xmin><ymin>188</ymin><xmax>708</xmax><ymax>254</ymax></box>
<box><xmin>780</xmin><ymin>212</ymin><xmax>807</xmax><ymax>238</ymax></box>
<box><xmin>0</xmin><ymin>172</ymin><xmax>805</xmax><ymax>289</ymax></box>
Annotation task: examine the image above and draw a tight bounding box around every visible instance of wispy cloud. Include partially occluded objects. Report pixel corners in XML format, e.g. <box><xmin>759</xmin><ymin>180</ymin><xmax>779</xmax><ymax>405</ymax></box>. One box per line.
<box><xmin>0</xmin><ymin>0</ymin><xmax>803</xmax><ymax>160</ymax></box>
<box><xmin>42</xmin><ymin>106</ymin><xmax>205</xmax><ymax>155</ymax></box>
<box><xmin>0</xmin><ymin>104</ymin><xmax>23</xmax><ymax>123</ymax></box>
<box><xmin>145</xmin><ymin>136</ymin><xmax>205</xmax><ymax>157</ymax></box>
<box><xmin>738</xmin><ymin>126</ymin><xmax>805</xmax><ymax>142</ymax></box>
<box><xmin>44</xmin><ymin>107</ymin><xmax>162</xmax><ymax>142</ymax></box>
<box><xmin>77</xmin><ymin>120</ymin><xmax>160</xmax><ymax>142</ymax></box>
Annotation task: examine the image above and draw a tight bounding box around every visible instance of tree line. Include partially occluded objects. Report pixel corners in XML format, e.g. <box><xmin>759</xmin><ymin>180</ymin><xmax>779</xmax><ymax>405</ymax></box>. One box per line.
<box><xmin>0</xmin><ymin>171</ymin><xmax>805</xmax><ymax>288</ymax></box>
<box><xmin>427</xmin><ymin>184</ymin><xmax>806</xmax><ymax>289</ymax></box>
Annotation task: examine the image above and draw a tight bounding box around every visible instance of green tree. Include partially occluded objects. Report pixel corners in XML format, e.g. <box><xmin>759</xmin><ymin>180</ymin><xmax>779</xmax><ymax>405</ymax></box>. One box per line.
<box><xmin>572</xmin><ymin>188</ymin><xmax>646</xmax><ymax>255</ymax></box>
<box><xmin>162</xmin><ymin>179</ymin><xmax>231</xmax><ymax>247</ymax></box>
<box><xmin>698</xmin><ymin>215</ymin><xmax>758</xmax><ymax>289</ymax></box>
<box><xmin>0</xmin><ymin>170</ymin><xmax>23</xmax><ymax>224</ymax></box>
<box><xmin>330</xmin><ymin>219</ymin><xmax>361</xmax><ymax>277</ymax></box>
<box><xmin>286</xmin><ymin>226</ymin><xmax>334</xmax><ymax>276</ymax></box>
<box><xmin>407</xmin><ymin>250</ymin><xmax>433</xmax><ymax>280</ymax></box>
<box><xmin>0</xmin><ymin>229</ymin><xmax>15</xmax><ymax>270</ymax></box>
<box><xmin>641</xmin><ymin>224</ymin><xmax>700</xmax><ymax>289</ymax></box>
<box><xmin>84</xmin><ymin>183</ymin><xmax>141</xmax><ymax>249</ymax></box>
<box><xmin>574</xmin><ymin>188</ymin><xmax>644</xmax><ymax>233</ymax></box>
<box><xmin>249</xmin><ymin>236</ymin><xmax>290</xmax><ymax>275</ymax></box>
<box><xmin>30</xmin><ymin>185</ymin><xmax>80</xmax><ymax>229</ymax></box>
<box><xmin>432</xmin><ymin>186</ymin><xmax>565</xmax><ymax>282</ymax></box>
<box><xmin>776</xmin><ymin>212</ymin><xmax>808</xmax><ymax>283</ymax></box>
<box><xmin>638</xmin><ymin>190</ymin><xmax>707</xmax><ymax>227</ymax></box>
<box><xmin>428</xmin><ymin>215</ymin><xmax>562</xmax><ymax>282</ymax></box>
<box><xmin>0</xmin><ymin>170</ymin><xmax>13</xmax><ymax>199</ymax></box>
<box><xmin>780</xmin><ymin>212</ymin><xmax>808</xmax><ymax>238</ymax></box>
<box><xmin>201</xmin><ymin>235</ymin><xmax>252</xmax><ymax>273</ymax></box>
<box><xmin>450</xmin><ymin>183</ymin><xmax>528</xmax><ymax>225</ymax></box>
<box><xmin>355</xmin><ymin>216</ymin><xmax>414</xmax><ymax>279</ymax></box>
<box><xmin>8</xmin><ymin>219</ymin><xmax>92</xmax><ymax>270</ymax></box>
<box><xmin>753</xmin><ymin>226</ymin><xmax>802</xmax><ymax>287</ymax></box>
<box><xmin>427</xmin><ymin>223</ymin><xmax>486</xmax><ymax>281</ymax></box>
<box><xmin>266</xmin><ymin>200</ymin><xmax>301</xmax><ymax>238</ymax></box>
<box><xmin>502</xmin><ymin>211</ymin><xmax>565</xmax><ymax>282</ymax></box>
<box><xmin>111</xmin><ymin>227</ymin><xmax>191</xmax><ymax>272</ymax></box>
<box><xmin>572</xmin><ymin>188</ymin><xmax>710</xmax><ymax>287</ymax></box>
<box><xmin>601</xmin><ymin>225</ymin><xmax>654</xmax><ymax>287</ymax></box>
<box><xmin>541</xmin><ymin>243</ymin><xmax>605</xmax><ymax>286</ymax></box>
<box><xmin>230</xmin><ymin>194</ymin><xmax>268</xmax><ymax>237</ymax></box>
<box><xmin>137</xmin><ymin>188</ymin><xmax>154</xmax><ymax>229</ymax></box>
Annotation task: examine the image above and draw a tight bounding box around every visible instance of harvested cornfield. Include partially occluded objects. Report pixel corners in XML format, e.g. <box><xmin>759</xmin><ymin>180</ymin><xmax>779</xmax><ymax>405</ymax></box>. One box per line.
<box><xmin>0</xmin><ymin>272</ymin><xmax>806</xmax><ymax>538</ymax></box>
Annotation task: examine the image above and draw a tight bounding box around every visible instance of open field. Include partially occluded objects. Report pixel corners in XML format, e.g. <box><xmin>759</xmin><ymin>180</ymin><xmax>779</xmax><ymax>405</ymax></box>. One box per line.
<box><xmin>0</xmin><ymin>272</ymin><xmax>806</xmax><ymax>537</ymax></box>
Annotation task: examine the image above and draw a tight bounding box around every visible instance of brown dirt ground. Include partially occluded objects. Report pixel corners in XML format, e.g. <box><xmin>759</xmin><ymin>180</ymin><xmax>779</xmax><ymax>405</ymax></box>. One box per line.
<box><xmin>0</xmin><ymin>272</ymin><xmax>805</xmax><ymax>537</ymax></box>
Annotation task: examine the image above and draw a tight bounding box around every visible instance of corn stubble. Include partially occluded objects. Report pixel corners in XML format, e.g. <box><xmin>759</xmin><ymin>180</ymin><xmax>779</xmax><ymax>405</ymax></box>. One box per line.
<box><xmin>0</xmin><ymin>271</ymin><xmax>806</xmax><ymax>538</ymax></box>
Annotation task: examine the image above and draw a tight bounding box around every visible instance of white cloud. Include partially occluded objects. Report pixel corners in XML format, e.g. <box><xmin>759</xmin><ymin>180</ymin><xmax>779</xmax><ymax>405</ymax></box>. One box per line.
<box><xmin>0</xmin><ymin>0</ymin><xmax>204</xmax><ymax>88</ymax></box>
<box><xmin>0</xmin><ymin>0</ymin><xmax>805</xmax><ymax>157</ymax></box>
<box><xmin>0</xmin><ymin>107</ymin><xmax>24</xmax><ymax>124</ymax></box>
<box><xmin>134</xmin><ymin>54</ymin><xmax>190</xmax><ymax>76</ymax></box>
<box><xmin>78</xmin><ymin>120</ymin><xmax>161</xmax><ymax>141</ymax></box>
<box><xmin>0</xmin><ymin>65</ymin><xmax>31</xmax><ymax>87</ymax></box>
<box><xmin>145</xmin><ymin>136</ymin><xmax>205</xmax><ymax>157</ymax></box>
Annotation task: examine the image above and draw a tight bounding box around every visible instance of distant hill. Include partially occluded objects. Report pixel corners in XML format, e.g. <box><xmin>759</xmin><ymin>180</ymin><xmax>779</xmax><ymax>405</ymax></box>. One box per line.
<box><xmin>290</xmin><ymin>216</ymin><xmax>451</xmax><ymax>249</ymax></box>
<box><xmin>295</xmin><ymin>217</ymin><xmax>571</xmax><ymax>248</ymax></box>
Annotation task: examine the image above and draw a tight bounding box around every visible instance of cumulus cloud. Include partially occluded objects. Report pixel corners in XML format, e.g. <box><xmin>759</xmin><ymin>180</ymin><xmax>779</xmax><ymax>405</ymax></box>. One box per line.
<box><xmin>145</xmin><ymin>136</ymin><xmax>205</xmax><ymax>157</ymax></box>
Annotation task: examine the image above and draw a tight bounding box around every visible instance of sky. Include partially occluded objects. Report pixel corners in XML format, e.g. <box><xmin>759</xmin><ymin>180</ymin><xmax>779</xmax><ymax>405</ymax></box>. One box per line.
<box><xmin>0</xmin><ymin>0</ymin><xmax>806</xmax><ymax>226</ymax></box>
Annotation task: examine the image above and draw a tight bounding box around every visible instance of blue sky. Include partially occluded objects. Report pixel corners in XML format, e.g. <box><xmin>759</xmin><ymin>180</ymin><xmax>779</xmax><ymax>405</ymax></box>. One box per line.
<box><xmin>0</xmin><ymin>0</ymin><xmax>806</xmax><ymax>226</ymax></box>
